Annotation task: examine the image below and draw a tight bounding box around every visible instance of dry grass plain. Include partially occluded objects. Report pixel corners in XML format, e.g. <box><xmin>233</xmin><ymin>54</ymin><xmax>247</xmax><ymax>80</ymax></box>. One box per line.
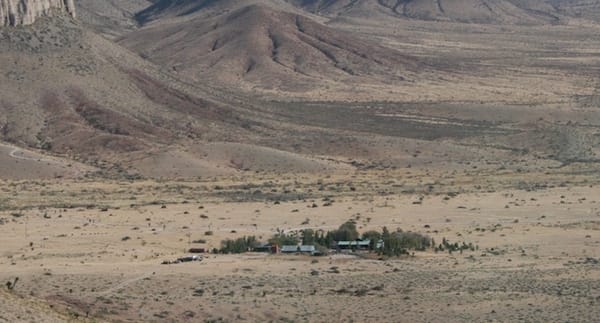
<box><xmin>1</xmin><ymin>168</ymin><xmax>600</xmax><ymax>322</ymax></box>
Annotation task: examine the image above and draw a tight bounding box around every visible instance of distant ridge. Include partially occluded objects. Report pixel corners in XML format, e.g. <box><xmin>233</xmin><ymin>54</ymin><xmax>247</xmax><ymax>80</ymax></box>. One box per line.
<box><xmin>122</xmin><ymin>3</ymin><xmax>417</xmax><ymax>94</ymax></box>
<box><xmin>287</xmin><ymin>0</ymin><xmax>561</xmax><ymax>25</ymax></box>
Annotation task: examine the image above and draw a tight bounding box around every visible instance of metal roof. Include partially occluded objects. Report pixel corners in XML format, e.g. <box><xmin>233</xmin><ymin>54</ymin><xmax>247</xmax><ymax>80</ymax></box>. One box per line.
<box><xmin>299</xmin><ymin>245</ymin><xmax>316</xmax><ymax>252</ymax></box>
<box><xmin>281</xmin><ymin>245</ymin><xmax>316</xmax><ymax>253</ymax></box>
<box><xmin>281</xmin><ymin>245</ymin><xmax>300</xmax><ymax>252</ymax></box>
<box><xmin>336</xmin><ymin>240</ymin><xmax>371</xmax><ymax>246</ymax></box>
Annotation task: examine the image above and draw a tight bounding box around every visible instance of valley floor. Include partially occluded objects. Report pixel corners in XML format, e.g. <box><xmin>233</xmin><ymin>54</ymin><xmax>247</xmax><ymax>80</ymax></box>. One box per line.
<box><xmin>1</xmin><ymin>171</ymin><xmax>600</xmax><ymax>322</ymax></box>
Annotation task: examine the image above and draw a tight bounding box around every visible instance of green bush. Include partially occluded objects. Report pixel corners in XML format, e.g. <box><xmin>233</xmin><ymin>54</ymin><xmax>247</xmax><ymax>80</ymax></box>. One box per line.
<box><xmin>435</xmin><ymin>238</ymin><xmax>476</xmax><ymax>254</ymax></box>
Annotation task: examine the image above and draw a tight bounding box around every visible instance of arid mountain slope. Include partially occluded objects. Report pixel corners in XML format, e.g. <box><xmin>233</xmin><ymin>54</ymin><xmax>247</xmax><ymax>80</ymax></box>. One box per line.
<box><xmin>0</xmin><ymin>15</ymin><xmax>290</xmax><ymax>178</ymax></box>
<box><xmin>75</xmin><ymin>0</ymin><xmax>152</xmax><ymax>38</ymax></box>
<box><xmin>2</xmin><ymin>0</ymin><xmax>600</xmax><ymax>181</ymax></box>
<box><xmin>121</xmin><ymin>3</ymin><xmax>417</xmax><ymax>96</ymax></box>
<box><xmin>289</xmin><ymin>0</ymin><xmax>561</xmax><ymax>24</ymax></box>
<box><xmin>0</xmin><ymin>12</ymin><xmax>365</xmax><ymax>178</ymax></box>
<box><xmin>1</xmin><ymin>0</ymin><xmax>75</xmax><ymax>26</ymax></box>
<box><xmin>135</xmin><ymin>0</ymin><xmax>233</xmax><ymax>23</ymax></box>
<box><xmin>547</xmin><ymin>0</ymin><xmax>600</xmax><ymax>21</ymax></box>
<box><xmin>135</xmin><ymin>0</ymin><xmax>307</xmax><ymax>23</ymax></box>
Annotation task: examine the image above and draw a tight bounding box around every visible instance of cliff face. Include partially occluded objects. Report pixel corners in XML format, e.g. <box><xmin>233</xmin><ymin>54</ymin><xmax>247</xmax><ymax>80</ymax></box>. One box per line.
<box><xmin>0</xmin><ymin>0</ymin><xmax>75</xmax><ymax>26</ymax></box>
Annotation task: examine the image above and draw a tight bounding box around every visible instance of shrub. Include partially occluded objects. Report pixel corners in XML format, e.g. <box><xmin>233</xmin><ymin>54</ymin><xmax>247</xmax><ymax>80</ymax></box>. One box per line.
<box><xmin>435</xmin><ymin>238</ymin><xmax>476</xmax><ymax>253</ymax></box>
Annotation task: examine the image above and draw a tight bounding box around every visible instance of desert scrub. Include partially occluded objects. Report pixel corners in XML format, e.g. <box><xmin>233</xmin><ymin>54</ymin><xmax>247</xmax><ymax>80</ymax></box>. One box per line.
<box><xmin>434</xmin><ymin>238</ymin><xmax>477</xmax><ymax>254</ymax></box>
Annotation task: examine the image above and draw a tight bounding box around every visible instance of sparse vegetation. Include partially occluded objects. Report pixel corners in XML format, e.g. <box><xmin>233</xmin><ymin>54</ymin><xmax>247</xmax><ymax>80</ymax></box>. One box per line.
<box><xmin>2</xmin><ymin>3</ymin><xmax>600</xmax><ymax>322</ymax></box>
<box><xmin>434</xmin><ymin>238</ymin><xmax>477</xmax><ymax>254</ymax></box>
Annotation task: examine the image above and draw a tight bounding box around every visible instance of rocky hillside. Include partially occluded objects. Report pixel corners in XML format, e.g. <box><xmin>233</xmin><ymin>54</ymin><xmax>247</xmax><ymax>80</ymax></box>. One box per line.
<box><xmin>288</xmin><ymin>0</ymin><xmax>562</xmax><ymax>25</ymax></box>
<box><xmin>121</xmin><ymin>2</ymin><xmax>418</xmax><ymax>98</ymax></box>
<box><xmin>0</xmin><ymin>0</ymin><xmax>75</xmax><ymax>26</ymax></box>
<box><xmin>76</xmin><ymin>0</ymin><xmax>151</xmax><ymax>38</ymax></box>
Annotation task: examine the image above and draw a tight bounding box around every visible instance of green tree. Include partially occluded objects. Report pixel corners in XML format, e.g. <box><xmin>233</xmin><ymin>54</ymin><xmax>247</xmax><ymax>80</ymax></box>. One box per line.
<box><xmin>301</xmin><ymin>229</ymin><xmax>315</xmax><ymax>245</ymax></box>
<box><xmin>332</xmin><ymin>221</ymin><xmax>359</xmax><ymax>241</ymax></box>
<box><xmin>269</xmin><ymin>232</ymin><xmax>299</xmax><ymax>246</ymax></box>
<box><xmin>380</xmin><ymin>230</ymin><xmax>432</xmax><ymax>256</ymax></box>
<box><xmin>362</xmin><ymin>230</ymin><xmax>382</xmax><ymax>250</ymax></box>
<box><xmin>220</xmin><ymin>236</ymin><xmax>259</xmax><ymax>253</ymax></box>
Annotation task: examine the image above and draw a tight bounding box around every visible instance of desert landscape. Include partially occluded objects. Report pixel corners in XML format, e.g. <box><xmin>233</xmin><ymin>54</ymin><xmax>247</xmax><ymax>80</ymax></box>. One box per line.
<box><xmin>2</xmin><ymin>0</ymin><xmax>600</xmax><ymax>322</ymax></box>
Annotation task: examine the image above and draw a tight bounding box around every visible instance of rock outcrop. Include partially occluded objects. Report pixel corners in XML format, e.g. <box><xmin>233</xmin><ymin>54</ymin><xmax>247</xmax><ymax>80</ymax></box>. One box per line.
<box><xmin>0</xmin><ymin>0</ymin><xmax>75</xmax><ymax>26</ymax></box>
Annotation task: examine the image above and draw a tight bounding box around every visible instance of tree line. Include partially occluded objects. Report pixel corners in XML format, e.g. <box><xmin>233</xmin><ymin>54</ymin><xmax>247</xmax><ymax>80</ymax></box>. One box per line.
<box><xmin>217</xmin><ymin>220</ymin><xmax>476</xmax><ymax>257</ymax></box>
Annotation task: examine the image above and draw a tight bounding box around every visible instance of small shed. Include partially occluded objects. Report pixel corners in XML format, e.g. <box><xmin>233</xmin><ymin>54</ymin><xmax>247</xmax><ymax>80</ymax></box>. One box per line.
<box><xmin>281</xmin><ymin>245</ymin><xmax>301</xmax><ymax>253</ymax></box>
<box><xmin>299</xmin><ymin>245</ymin><xmax>316</xmax><ymax>253</ymax></box>
<box><xmin>253</xmin><ymin>244</ymin><xmax>273</xmax><ymax>253</ymax></box>
<box><xmin>336</xmin><ymin>240</ymin><xmax>371</xmax><ymax>250</ymax></box>
<box><xmin>281</xmin><ymin>245</ymin><xmax>317</xmax><ymax>255</ymax></box>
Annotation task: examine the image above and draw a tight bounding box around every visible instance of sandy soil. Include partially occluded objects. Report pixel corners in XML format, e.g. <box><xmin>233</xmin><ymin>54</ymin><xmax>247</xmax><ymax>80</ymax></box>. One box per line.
<box><xmin>1</xmin><ymin>173</ymin><xmax>599</xmax><ymax>322</ymax></box>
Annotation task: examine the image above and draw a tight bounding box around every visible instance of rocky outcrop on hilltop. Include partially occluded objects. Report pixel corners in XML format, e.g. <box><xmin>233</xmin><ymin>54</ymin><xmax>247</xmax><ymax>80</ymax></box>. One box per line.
<box><xmin>0</xmin><ymin>0</ymin><xmax>75</xmax><ymax>26</ymax></box>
